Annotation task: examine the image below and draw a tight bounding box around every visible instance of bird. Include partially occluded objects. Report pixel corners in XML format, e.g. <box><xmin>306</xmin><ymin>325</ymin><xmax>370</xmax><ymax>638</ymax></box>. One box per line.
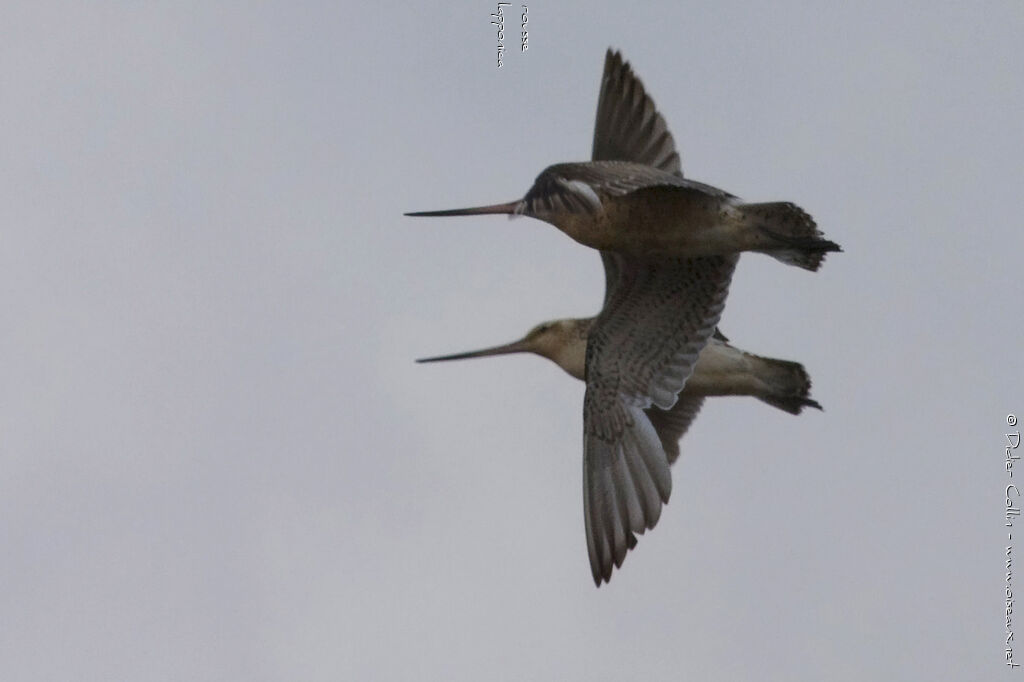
<box><xmin>411</xmin><ymin>50</ymin><xmax>833</xmax><ymax>584</ymax></box>
<box><xmin>406</xmin><ymin>56</ymin><xmax>840</xmax><ymax>272</ymax></box>
<box><xmin>417</xmin><ymin>319</ymin><xmax>822</xmax><ymax>464</ymax></box>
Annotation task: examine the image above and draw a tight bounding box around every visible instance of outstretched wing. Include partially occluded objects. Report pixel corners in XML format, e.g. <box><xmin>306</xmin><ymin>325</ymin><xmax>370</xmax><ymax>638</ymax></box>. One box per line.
<box><xmin>583</xmin><ymin>397</ymin><xmax>670</xmax><ymax>585</ymax></box>
<box><xmin>578</xmin><ymin>50</ymin><xmax>738</xmax><ymax>584</ymax></box>
<box><xmin>592</xmin><ymin>49</ymin><xmax>683</xmax><ymax>177</ymax></box>
<box><xmin>590</xmin><ymin>254</ymin><xmax>737</xmax><ymax>410</ymax></box>
<box><xmin>582</xmin><ymin>254</ymin><xmax>737</xmax><ymax>584</ymax></box>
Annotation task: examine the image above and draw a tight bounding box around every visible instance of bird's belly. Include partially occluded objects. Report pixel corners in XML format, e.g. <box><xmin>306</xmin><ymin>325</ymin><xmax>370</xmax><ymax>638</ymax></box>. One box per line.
<box><xmin>552</xmin><ymin>191</ymin><xmax>742</xmax><ymax>258</ymax></box>
<box><xmin>685</xmin><ymin>345</ymin><xmax>760</xmax><ymax>397</ymax></box>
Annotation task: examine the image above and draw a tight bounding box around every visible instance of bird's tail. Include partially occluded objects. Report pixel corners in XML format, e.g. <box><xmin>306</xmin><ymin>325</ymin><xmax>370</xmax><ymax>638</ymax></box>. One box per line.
<box><xmin>738</xmin><ymin>201</ymin><xmax>841</xmax><ymax>272</ymax></box>
<box><xmin>747</xmin><ymin>354</ymin><xmax>823</xmax><ymax>414</ymax></box>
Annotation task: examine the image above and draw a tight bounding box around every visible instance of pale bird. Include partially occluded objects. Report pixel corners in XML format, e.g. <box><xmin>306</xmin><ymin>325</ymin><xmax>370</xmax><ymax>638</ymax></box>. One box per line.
<box><xmin>418</xmin><ymin>319</ymin><xmax>822</xmax><ymax>464</ymax></box>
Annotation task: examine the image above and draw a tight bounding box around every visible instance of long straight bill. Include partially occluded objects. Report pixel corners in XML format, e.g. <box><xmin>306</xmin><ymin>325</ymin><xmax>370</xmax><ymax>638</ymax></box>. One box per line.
<box><xmin>404</xmin><ymin>200</ymin><xmax>520</xmax><ymax>217</ymax></box>
<box><xmin>416</xmin><ymin>339</ymin><xmax>529</xmax><ymax>364</ymax></box>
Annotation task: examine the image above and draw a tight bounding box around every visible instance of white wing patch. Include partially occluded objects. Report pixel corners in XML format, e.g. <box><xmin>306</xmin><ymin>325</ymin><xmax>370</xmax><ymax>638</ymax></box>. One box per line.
<box><xmin>556</xmin><ymin>178</ymin><xmax>604</xmax><ymax>213</ymax></box>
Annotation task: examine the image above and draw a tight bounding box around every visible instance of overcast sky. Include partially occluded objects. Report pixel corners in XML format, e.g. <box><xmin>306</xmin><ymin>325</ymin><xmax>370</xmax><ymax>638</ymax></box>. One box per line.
<box><xmin>1</xmin><ymin>2</ymin><xmax>1022</xmax><ymax>680</ymax></box>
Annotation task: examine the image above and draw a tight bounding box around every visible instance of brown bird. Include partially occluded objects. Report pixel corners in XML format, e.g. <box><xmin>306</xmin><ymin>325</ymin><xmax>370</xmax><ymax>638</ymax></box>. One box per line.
<box><xmin>406</xmin><ymin>57</ymin><xmax>839</xmax><ymax>272</ymax></box>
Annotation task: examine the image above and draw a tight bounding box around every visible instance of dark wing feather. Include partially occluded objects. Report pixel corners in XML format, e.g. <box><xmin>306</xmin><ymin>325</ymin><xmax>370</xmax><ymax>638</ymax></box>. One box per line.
<box><xmin>592</xmin><ymin>49</ymin><xmax>683</xmax><ymax>177</ymax></box>
<box><xmin>646</xmin><ymin>396</ymin><xmax>706</xmax><ymax>465</ymax></box>
<box><xmin>581</xmin><ymin>254</ymin><xmax>737</xmax><ymax>584</ymax></box>
<box><xmin>579</xmin><ymin>51</ymin><xmax>738</xmax><ymax>584</ymax></box>
<box><xmin>588</xmin><ymin>254</ymin><xmax>738</xmax><ymax>412</ymax></box>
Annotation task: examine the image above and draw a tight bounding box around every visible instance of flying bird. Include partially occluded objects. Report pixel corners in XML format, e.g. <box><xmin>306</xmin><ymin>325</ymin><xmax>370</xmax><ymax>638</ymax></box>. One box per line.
<box><xmin>418</xmin><ymin>319</ymin><xmax>822</xmax><ymax>464</ymax></box>
<box><xmin>406</xmin><ymin>57</ymin><xmax>840</xmax><ymax>272</ymax></box>
<box><xmin>411</xmin><ymin>50</ymin><xmax>834</xmax><ymax>584</ymax></box>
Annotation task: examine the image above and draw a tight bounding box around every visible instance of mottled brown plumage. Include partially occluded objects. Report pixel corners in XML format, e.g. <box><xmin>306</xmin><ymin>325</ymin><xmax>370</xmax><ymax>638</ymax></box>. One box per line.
<box><xmin>406</xmin><ymin>54</ymin><xmax>840</xmax><ymax>272</ymax></box>
<box><xmin>411</xmin><ymin>49</ymin><xmax>834</xmax><ymax>585</ymax></box>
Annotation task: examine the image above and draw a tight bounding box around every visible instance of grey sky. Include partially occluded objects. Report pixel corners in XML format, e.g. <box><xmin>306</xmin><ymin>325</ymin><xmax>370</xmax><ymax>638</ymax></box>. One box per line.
<box><xmin>1</xmin><ymin>2</ymin><xmax>1021</xmax><ymax>680</ymax></box>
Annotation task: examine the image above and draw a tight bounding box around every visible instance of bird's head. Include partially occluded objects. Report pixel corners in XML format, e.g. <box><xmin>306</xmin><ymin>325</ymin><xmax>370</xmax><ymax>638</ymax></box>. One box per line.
<box><xmin>416</xmin><ymin>317</ymin><xmax>593</xmax><ymax>380</ymax></box>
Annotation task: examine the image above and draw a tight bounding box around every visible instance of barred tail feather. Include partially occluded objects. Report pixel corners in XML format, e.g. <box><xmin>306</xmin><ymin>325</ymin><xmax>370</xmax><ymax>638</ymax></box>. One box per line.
<box><xmin>749</xmin><ymin>355</ymin><xmax>823</xmax><ymax>415</ymax></box>
<box><xmin>740</xmin><ymin>201</ymin><xmax>841</xmax><ymax>272</ymax></box>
